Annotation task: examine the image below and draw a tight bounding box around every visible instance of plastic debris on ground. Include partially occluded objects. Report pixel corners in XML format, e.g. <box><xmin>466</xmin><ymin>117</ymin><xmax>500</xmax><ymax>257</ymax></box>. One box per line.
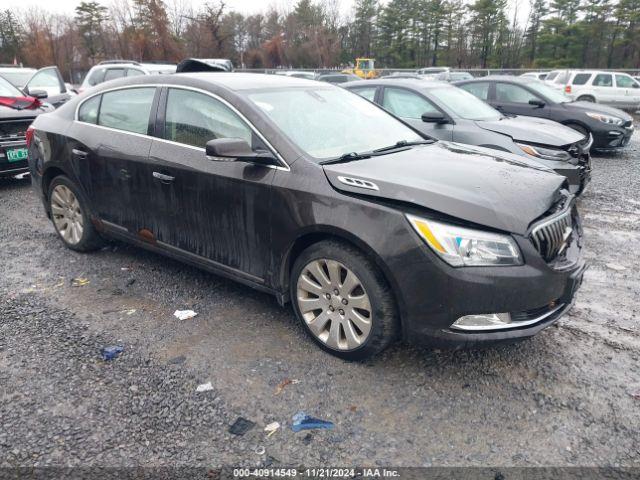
<box><xmin>196</xmin><ymin>381</ymin><xmax>214</xmax><ymax>392</ymax></box>
<box><xmin>291</xmin><ymin>412</ymin><xmax>334</xmax><ymax>432</ymax></box>
<box><xmin>254</xmin><ymin>446</ymin><xmax>266</xmax><ymax>455</ymax></box>
<box><xmin>229</xmin><ymin>417</ymin><xmax>255</xmax><ymax>436</ymax></box>
<box><xmin>100</xmin><ymin>345</ymin><xmax>124</xmax><ymax>361</ymax></box>
<box><xmin>264</xmin><ymin>421</ymin><xmax>280</xmax><ymax>437</ymax></box>
<box><xmin>275</xmin><ymin>378</ymin><xmax>300</xmax><ymax>395</ymax></box>
<box><xmin>71</xmin><ymin>277</ymin><xmax>90</xmax><ymax>287</ymax></box>
<box><xmin>174</xmin><ymin>309</ymin><xmax>198</xmax><ymax>320</ymax></box>
<box><xmin>606</xmin><ymin>263</ymin><xmax>626</xmax><ymax>272</ymax></box>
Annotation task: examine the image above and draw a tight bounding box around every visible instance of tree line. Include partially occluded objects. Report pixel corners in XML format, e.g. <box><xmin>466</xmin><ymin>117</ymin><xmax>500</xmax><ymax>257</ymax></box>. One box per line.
<box><xmin>0</xmin><ymin>0</ymin><xmax>638</xmax><ymax>83</ymax></box>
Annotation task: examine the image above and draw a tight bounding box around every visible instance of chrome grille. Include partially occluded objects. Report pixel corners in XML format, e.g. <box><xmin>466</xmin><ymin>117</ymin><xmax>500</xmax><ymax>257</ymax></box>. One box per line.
<box><xmin>530</xmin><ymin>208</ymin><xmax>573</xmax><ymax>262</ymax></box>
<box><xmin>0</xmin><ymin>119</ymin><xmax>32</xmax><ymax>141</ymax></box>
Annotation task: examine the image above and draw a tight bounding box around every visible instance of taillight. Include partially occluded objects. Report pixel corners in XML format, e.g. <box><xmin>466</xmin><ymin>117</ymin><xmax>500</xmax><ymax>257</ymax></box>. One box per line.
<box><xmin>565</xmin><ymin>85</ymin><xmax>572</xmax><ymax>94</ymax></box>
<box><xmin>25</xmin><ymin>125</ymin><xmax>35</xmax><ymax>148</ymax></box>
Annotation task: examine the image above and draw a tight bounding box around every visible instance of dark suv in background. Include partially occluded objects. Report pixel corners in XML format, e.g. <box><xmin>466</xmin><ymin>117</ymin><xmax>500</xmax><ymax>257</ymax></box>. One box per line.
<box><xmin>455</xmin><ymin>76</ymin><xmax>634</xmax><ymax>151</ymax></box>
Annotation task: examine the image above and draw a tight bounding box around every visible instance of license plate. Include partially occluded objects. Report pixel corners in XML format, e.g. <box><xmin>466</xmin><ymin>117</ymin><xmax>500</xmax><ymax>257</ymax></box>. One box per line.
<box><xmin>6</xmin><ymin>148</ymin><xmax>28</xmax><ymax>162</ymax></box>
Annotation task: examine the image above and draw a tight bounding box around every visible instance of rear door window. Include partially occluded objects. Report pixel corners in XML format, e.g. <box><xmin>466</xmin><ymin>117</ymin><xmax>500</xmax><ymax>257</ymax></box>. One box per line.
<box><xmin>458</xmin><ymin>82</ymin><xmax>490</xmax><ymax>101</ymax></box>
<box><xmin>571</xmin><ymin>73</ymin><xmax>592</xmax><ymax>85</ymax></box>
<box><xmin>592</xmin><ymin>74</ymin><xmax>613</xmax><ymax>87</ymax></box>
<box><xmin>126</xmin><ymin>68</ymin><xmax>146</xmax><ymax>77</ymax></box>
<box><xmin>98</xmin><ymin>87</ymin><xmax>156</xmax><ymax>134</ymax></box>
<box><xmin>104</xmin><ymin>68</ymin><xmax>125</xmax><ymax>82</ymax></box>
<box><xmin>382</xmin><ymin>87</ymin><xmax>439</xmax><ymax>119</ymax></box>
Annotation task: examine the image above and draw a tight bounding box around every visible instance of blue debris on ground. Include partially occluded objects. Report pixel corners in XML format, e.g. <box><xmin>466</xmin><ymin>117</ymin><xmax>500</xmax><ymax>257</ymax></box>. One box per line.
<box><xmin>100</xmin><ymin>345</ymin><xmax>124</xmax><ymax>361</ymax></box>
<box><xmin>291</xmin><ymin>411</ymin><xmax>334</xmax><ymax>433</ymax></box>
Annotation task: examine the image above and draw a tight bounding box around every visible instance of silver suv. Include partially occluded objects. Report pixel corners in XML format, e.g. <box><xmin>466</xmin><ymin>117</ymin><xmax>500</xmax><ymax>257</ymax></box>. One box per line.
<box><xmin>79</xmin><ymin>61</ymin><xmax>176</xmax><ymax>92</ymax></box>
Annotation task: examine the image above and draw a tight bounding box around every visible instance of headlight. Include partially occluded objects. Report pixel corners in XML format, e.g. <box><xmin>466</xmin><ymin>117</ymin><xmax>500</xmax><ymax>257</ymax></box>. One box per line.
<box><xmin>406</xmin><ymin>215</ymin><xmax>522</xmax><ymax>267</ymax></box>
<box><xmin>585</xmin><ymin>112</ymin><xmax>623</xmax><ymax>126</ymax></box>
<box><xmin>516</xmin><ymin>142</ymin><xmax>571</xmax><ymax>161</ymax></box>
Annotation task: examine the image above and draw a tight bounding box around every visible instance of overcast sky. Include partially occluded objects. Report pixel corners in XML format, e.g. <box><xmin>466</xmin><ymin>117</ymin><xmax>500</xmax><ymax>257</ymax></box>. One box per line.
<box><xmin>1</xmin><ymin>0</ymin><xmax>357</xmax><ymax>17</ymax></box>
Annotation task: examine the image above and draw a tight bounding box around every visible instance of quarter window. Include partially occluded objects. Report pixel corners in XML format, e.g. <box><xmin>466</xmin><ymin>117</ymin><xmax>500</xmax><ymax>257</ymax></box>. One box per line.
<box><xmin>98</xmin><ymin>87</ymin><xmax>156</xmax><ymax>134</ymax></box>
<box><xmin>615</xmin><ymin>74</ymin><xmax>635</xmax><ymax>88</ymax></box>
<box><xmin>495</xmin><ymin>83</ymin><xmax>539</xmax><ymax>104</ymax></box>
<box><xmin>164</xmin><ymin>88</ymin><xmax>253</xmax><ymax>148</ymax></box>
<box><xmin>78</xmin><ymin>95</ymin><xmax>101</xmax><ymax>124</ymax></box>
<box><xmin>593</xmin><ymin>74</ymin><xmax>612</xmax><ymax>87</ymax></box>
<box><xmin>458</xmin><ymin>82</ymin><xmax>490</xmax><ymax>100</ymax></box>
<box><xmin>571</xmin><ymin>73</ymin><xmax>592</xmax><ymax>85</ymax></box>
<box><xmin>86</xmin><ymin>68</ymin><xmax>105</xmax><ymax>86</ymax></box>
<box><xmin>382</xmin><ymin>88</ymin><xmax>439</xmax><ymax>119</ymax></box>
<box><xmin>350</xmin><ymin>87</ymin><xmax>377</xmax><ymax>102</ymax></box>
<box><xmin>126</xmin><ymin>69</ymin><xmax>145</xmax><ymax>77</ymax></box>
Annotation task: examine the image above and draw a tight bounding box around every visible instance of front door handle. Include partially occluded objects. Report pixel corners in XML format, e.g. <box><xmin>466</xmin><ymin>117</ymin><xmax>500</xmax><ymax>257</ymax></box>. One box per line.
<box><xmin>71</xmin><ymin>148</ymin><xmax>88</xmax><ymax>158</ymax></box>
<box><xmin>152</xmin><ymin>171</ymin><xmax>175</xmax><ymax>183</ymax></box>
<box><xmin>119</xmin><ymin>168</ymin><xmax>131</xmax><ymax>180</ymax></box>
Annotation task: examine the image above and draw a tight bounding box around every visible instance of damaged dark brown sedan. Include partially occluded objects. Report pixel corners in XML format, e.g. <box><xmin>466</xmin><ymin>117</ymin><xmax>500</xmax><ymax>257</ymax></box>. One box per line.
<box><xmin>27</xmin><ymin>73</ymin><xmax>586</xmax><ymax>359</ymax></box>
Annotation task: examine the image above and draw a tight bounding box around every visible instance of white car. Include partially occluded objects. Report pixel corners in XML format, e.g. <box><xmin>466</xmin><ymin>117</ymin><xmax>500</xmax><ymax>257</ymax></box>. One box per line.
<box><xmin>79</xmin><ymin>61</ymin><xmax>176</xmax><ymax>92</ymax></box>
<box><xmin>520</xmin><ymin>71</ymin><xmax>548</xmax><ymax>80</ymax></box>
<box><xmin>416</xmin><ymin>67</ymin><xmax>450</xmax><ymax>79</ymax></box>
<box><xmin>546</xmin><ymin>70</ymin><xmax>640</xmax><ymax>109</ymax></box>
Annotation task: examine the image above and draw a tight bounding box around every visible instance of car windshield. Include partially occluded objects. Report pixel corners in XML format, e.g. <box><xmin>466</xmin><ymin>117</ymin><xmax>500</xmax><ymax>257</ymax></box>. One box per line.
<box><xmin>429</xmin><ymin>86</ymin><xmax>501</xmax><ymax>121</ymax></box>
<box><xmin>247</xmin><ymin>87</ymin><xmax>423</xmax><ymax>160</ymax></box>
<box><xmin>0</xmin><ymin>75</ymin><xmax>25</xmax><ymax>97</ymax></box>
<box><xmin>527</xmin><ymin>81</ymin><xmax>571</xmax><ymax>103</ymax></box>
<box><xmin>0</xmin><ymin>70</ymin><xmax>34</xmax><ymax>88</ymax></box>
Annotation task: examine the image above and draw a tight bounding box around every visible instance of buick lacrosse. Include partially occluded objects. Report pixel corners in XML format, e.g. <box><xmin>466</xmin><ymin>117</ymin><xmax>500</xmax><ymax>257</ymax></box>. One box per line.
<box><xmin>27</xmin><ymin>73</ymin><xmax>586</xmax><ymax>359</ymax></box>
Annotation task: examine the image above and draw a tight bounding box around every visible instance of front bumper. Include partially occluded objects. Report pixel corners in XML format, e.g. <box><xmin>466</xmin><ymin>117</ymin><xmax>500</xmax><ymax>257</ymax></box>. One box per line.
<box><xmin>591</xmin><ymin>123</ymin><xmax>634</xmax><ymax>150</ymax></box>
<box><xmin>388</xmin><ymin>222</ymin><xmax>585</xmax><ymax>348</ymax></box>
<box><xmin>0</xmin><ymin>139</ymin><xmax>29</xmax><ymax>177</ymax></box>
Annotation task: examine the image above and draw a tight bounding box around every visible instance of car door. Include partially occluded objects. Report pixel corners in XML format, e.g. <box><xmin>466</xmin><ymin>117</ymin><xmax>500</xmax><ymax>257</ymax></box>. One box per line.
<box><xmin>24</xmin><ymin>67</ymin><xmax>70</xmax><ymax>108</ymax></box>
<box><xmin>68</xmin><ymin>86</ymin><xmax>159</xmax><ymax>231</ymax></box>
<box><xmin>380</xmin><ymin>86</ymin><xmax>453</xmax><ymax>141</ymax></box>
<box><xmin>590</xmin><ymin>73</ymin><xmax>615</xmax><ymax>104</ymax></box>
<box><xmin>145</xmin><ymin>86</ymin><xmax>276</xmax><ymax>281</ymax></box>
<box><xmin>614</xmin><ymin>74</ymin><xmax>640</xmax><ymax>108</ymax></box>
<box><xmin>492</xmin><ymin>82</ymin><xmax>547</xmax><ymax>118</ymax></box>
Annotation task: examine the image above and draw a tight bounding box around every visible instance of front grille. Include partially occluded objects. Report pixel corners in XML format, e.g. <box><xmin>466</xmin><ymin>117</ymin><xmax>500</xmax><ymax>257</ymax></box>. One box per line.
<box><xmin>530</xmin><ymin>207</ymin><xmax>573</xmax><ymax>262</ymax></box>
<box><xmin>0</xmin><ymin>119</ymin><xmax>33</xmax><ymax>141</ymax></box>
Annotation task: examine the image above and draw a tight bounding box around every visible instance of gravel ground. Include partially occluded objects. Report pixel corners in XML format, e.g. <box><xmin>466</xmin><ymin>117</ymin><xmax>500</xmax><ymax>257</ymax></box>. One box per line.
<box><xmin>1</xmin><ymin>129</ymin><xmax>639</xmax><ymax>469</ymax></box>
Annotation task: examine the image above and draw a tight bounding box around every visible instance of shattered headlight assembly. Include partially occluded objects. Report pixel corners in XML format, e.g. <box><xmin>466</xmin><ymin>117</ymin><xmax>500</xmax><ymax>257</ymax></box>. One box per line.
<box><xmin>585</xmin><ymin>112</ymin><xmax>624</xmax><ymax>126</ymax></box>
<box><xmin>516</xmin><ymin>142</ymin><xmax>571</xmax><ymax>161</ymax></box>
<box><xmin>406</xmin><ymin>215</ymin><xmax>523</xmax><ymax>267</ymax></box>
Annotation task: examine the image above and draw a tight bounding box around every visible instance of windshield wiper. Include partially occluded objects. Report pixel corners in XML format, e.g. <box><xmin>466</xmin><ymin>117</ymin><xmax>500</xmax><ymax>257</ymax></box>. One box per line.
<box><xmin>372</xmin><ymin>139</ymin><xmax>433</xmax><ymax>153</ymax></box>
<box><xmin>320</xmin><ymin>151</ymin><xmax>372</xmax><ymax>165</ymax></box>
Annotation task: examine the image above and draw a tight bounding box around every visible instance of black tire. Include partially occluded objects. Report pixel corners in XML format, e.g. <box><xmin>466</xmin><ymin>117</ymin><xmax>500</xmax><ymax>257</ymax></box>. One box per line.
<box><xmin>290</xmin><ymin>240</ymin><xmax>399</xmax><ymax>360</ymax></box>
<box><xmin>48</xmin><ymin>175</ymin><xmax>104</xmax><ymax>252</ymax></box>
<box><xmin>576</xmin><ymin>95</ymin><xmax>595</xmax><ymax>103</ymax></box>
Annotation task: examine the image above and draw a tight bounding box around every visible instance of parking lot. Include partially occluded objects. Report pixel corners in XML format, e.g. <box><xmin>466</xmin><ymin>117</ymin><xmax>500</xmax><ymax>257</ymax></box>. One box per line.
<box><xmin>1</xmin><ymin>129</ymin><xmax>639</xmax><ymax>468</ymax></box>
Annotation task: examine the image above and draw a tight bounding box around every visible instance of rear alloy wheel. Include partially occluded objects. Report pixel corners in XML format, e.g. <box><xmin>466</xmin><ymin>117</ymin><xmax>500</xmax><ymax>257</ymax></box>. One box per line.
<box><xmin>49</xmin><ymin>176</ymin><xmax>103</xmax><ymax>252</ymax></box>
<box><xmin>291</xmin><ymin>241</ymin><xmax>398</xmax><ymax>360</ymax></box>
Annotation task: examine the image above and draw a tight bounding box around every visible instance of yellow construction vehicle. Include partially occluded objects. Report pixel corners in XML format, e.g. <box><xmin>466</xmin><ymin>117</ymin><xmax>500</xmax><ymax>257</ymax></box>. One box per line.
<box><xmin>342</xmin><ymin>58</ymin><xmax>379</xmax><ymax>79</ymax></box>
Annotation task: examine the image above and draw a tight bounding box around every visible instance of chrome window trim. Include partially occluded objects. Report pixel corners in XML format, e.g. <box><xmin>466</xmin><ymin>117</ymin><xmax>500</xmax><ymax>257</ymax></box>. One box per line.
<box><xmin>74</xmin><ymin>83</ymin><xmax>290</xmax><ymax>171</ymax></box>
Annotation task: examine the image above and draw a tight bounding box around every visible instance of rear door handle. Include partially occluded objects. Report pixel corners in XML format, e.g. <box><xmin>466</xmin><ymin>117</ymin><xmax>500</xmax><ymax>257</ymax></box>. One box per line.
<box><xmin>119</xmin><ymin>168</ymin><xmax>131</xmax><ymax>180</ymax></box>
<box><xmin>152</xmin><ymin>171</ymin><xmax>175</xmax><ymax>183</ymax></box>
<box><xmin>72</xmin><ymin>148</ymin><xmax>88</xmax><ymax>158</ymax></box>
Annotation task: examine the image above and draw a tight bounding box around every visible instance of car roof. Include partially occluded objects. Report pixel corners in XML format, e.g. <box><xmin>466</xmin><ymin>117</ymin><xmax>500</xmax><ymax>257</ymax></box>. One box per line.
<box><xmin>347</xmin><ymin>78</ymin><xmax>452</xmax><ymax>90</ymax></box>
<box><xmin>177</xmin><ymin>72</ymin><xmax>322</xmax><ymax>90</ymax></box>
<box><xmin>455</xmin><ymin>75</ymin><xmax>536</xmax><ymax>85</ymax></box>
<box><xmin>92</xmin><ymin>63</ymin><xmax>146</xmax><ymax>70</ymax></box>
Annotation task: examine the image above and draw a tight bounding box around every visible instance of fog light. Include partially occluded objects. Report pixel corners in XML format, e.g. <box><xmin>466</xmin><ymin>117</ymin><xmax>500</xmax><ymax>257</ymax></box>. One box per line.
<box><xmin>451</xmin><ymin>313</ymin><xmax>511</xmax><ymax>331</ymax></box>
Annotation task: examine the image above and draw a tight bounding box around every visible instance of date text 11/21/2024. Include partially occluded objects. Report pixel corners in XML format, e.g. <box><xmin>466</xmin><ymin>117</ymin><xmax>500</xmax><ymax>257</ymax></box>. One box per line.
<box><xmin>232</xmin><ymin>468</ymin><xmax>400</xmax><ymax>478</ymax></box>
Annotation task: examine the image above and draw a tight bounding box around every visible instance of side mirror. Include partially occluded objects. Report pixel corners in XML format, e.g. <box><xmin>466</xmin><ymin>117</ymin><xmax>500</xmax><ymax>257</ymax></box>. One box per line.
<box><xmin>529</xmin><ymin>99</ymin><xmax>545</xmax><ymax>108</ymax></box>
<box><xmin>205</xmin><ymin>138</ymin><xmax>278</xmax><ymax>166</ymax></box>
<box><xmin>421</xmin><ymin>111</ymin><xmax>448</xmax><ymax>124</ymax></box>
<box><xmin>25</xmin><ymin>88</ymin><xmax>48</xmax><ymax>99</ymax></box>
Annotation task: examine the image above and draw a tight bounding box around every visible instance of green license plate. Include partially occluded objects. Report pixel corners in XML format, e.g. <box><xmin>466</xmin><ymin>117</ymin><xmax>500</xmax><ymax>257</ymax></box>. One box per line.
<box><xmin>7</xmin><ymin>148</ymin><xmax>28</xmax><ymax>162</ymax></box>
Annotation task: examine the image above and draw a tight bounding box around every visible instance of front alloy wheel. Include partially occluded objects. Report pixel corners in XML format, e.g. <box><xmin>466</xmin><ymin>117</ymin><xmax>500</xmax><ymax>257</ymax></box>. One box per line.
<box><xmin>291</xmin><ymin>240</ymin><xmax>398</xmax><ymax>360</ymax></box>
<box><xmin>296</xmin><ymin>259</ymin><xmax>372</xmax><ymax>351</ymax></box>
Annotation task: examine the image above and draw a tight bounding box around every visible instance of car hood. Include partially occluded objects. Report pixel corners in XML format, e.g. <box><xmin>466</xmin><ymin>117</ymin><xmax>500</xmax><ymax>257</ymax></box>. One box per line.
<box><xmin>565</xmin><ymin>101</ymin><xmax>634</xmax><ymax>121</ymax></box>
<box><xmin>0</xmin><ymin>103</ymin><xmax>53</xmax><ymax>119</ymax></box>
<box><xmin>322</xmin><ymin>142</ymin><xmax>566</xmax><ymax>235</ymax></box>
<box><xmin>475</xmin><ymin>116</ymin><xmax>585</xmax><ymax>147</ymax></box>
